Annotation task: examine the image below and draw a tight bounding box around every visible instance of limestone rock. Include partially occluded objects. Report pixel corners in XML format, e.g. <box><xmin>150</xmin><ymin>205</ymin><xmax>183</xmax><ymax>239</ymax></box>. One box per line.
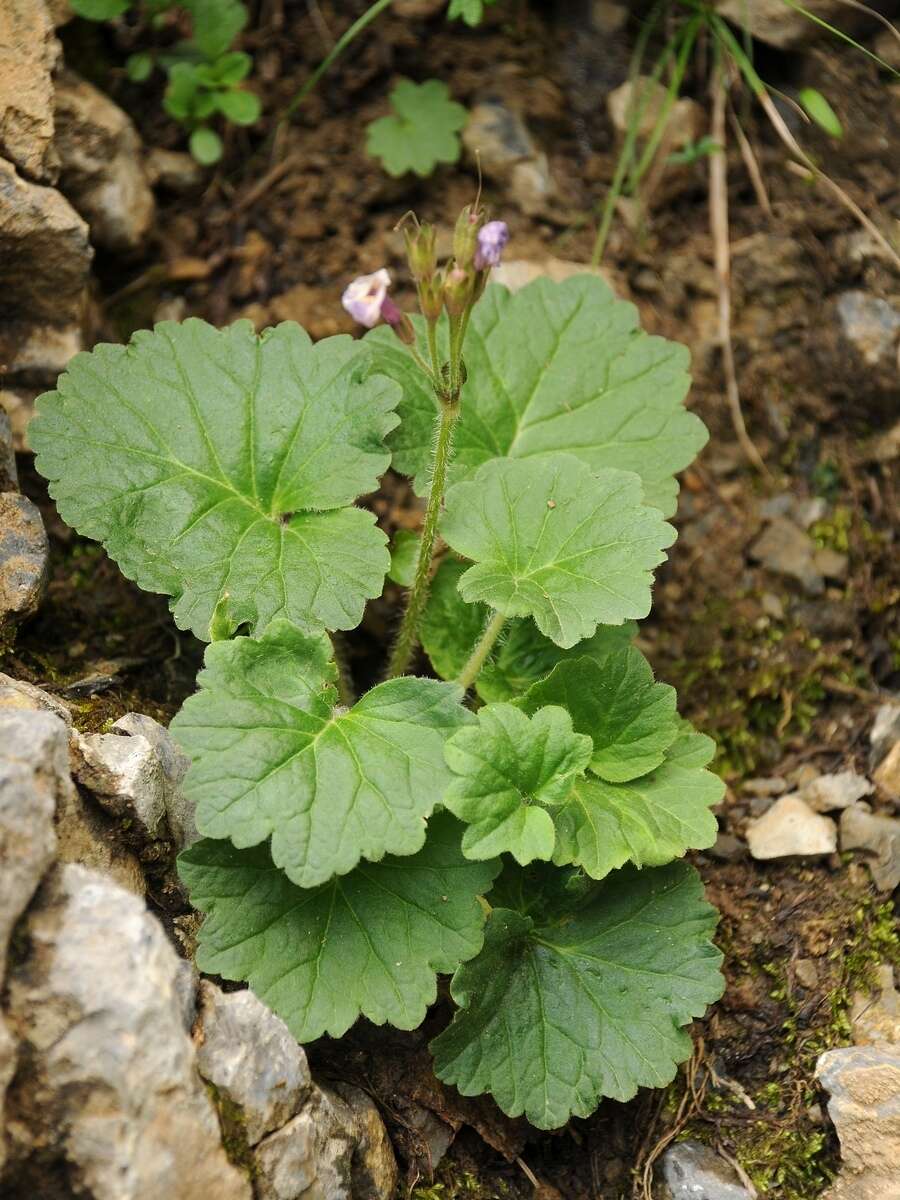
<box><xmin>112</xmin><ymin>712</ymin><xmax>196</xmax><ymax>847</ymax></box>
<box><xmin>0</xmin><ymin>157</ymin><xmax>91</xmax><ymax>327</ymax></box>
<box><xmin>0</xmin><ymin>1014</ymin><xmax>15</xmax><ymax>1172</ymax></box>
<box><xmin>607</xmin><ymin>76</ymin><xmax>701</xmax><ymax>147</ymax></box>
<box><xmin>717</xmin><ymin>0</ymin><xmax>865</xmax><ymax>49</ymax></box>
<box><xmin>654</xmin><ymin>1139</ymin><xmax>753</xmax><ymax>1198</ymax></box>
<box><xmin>462</xmin><ymin>100</ymin><xmax>557</xmax><ymax>216</ymax></box>
<box><xmin>0</xmin><ymin>407</ymin><xmax>16</xmax><ymax>492</ymax></box>
<box><xmin>195</xmin><ymin>982</ymin><xmax>312</xmax><ymax>1146</ymax></box>
<box><xmin>0</xmin><ymin>673</ymin><xmax>71</xmax><ymax>729</ymax></box>
<box><xmin>840</xmin><ymin>803</ymin><xmax>900</xmax><ymax>891</ymax></box>
<box><xmin>836</xmin><ymin>291</ymin><xmax>900</xmax><ymax>367</ymax></box>
<box><xmin>817</xmin><ymin>1045</ymin><xmax>900</xmax><ymax>1200</ymax></box>
<box><xmin>0</xmin><ymin>0</ymin><xmax>60</xmax><ymax>181</ymax></box>
<box><xmin>73</xmin><ymin>729</ymin><xmax>167</xmax><ymax>839</ymax></box>
<box><xmin>871</xmin><ymin>703</ymin><xmax>900</xmax><ymax>769</ymax></box>
<box><xmin>874</xmin><ymin>742</ymin><xmax>900</xmax><ymax>804</ymax></box>
<box><xmin>801</xmin><ymin>771</ymin><xmax>874</xmax><ymax>813</ymax></box>
<box><xmin>0</xmin><ymin>493</ymin><xmax>48</xmax><ymax>626</ymax></box>
<box><xmin>53</xmin><ymin>70</ymin><xmax>155</xmax><ymax>253</ymax></box>
<box><xmin>2</xmin><ymin>863</ymin><xmax>253</xmax><ymax>1200</ymax></box>
<box><xmin>748</xmin><ymin>515</ymin><xmax>827</xmax><ymax>596</ymax></box>
<box><xmin>851</xmin><ymin>964</ymin><xmax>900</xmax><ymax>1048</ymax></box>
<box><xmin>1</xmin><ymin>319</ymin><xmax>83</xmax><ymax>385</ymax></box>
<box><xmin>746</xmin><ymin>794</ymin><xmax>837</xmax><ymax>859</ymax></box>
<box><xmin>335</xmin><ymin>1085</ymin><xmax>399</xmax><ymax>1200</ymax></box>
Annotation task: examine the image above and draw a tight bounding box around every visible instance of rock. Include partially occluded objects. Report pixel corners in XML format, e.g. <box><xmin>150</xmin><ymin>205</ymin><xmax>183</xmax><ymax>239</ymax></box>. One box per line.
<box><xmin>834</xmin><ymin>291</ymin><xmax>900</xmax><ymax>400</ymax></box>
<box><xmin>112</xmin><ymin>712</ymin><xmax>196</xmax><ymax>847</ymax></box>
<box><xmin>709</xmin><ymin>832</ymin><xmax>745</xmax><ymax>862</ymax></box>
<box><xmin>815</xmin><ymin>546</ymin><xmax>849</xmax><ymax>583</ymax></box>
<box><xmin>816</xmin><ymin>1045</ymin><xmax>900</xmax><ymax>1200</ymax></box>
<box><xmin>2</xmin><ymin>863</ymin><xmax>253</xmax><ymax>1199</ymax></box>
<box><xmin>195</xmin><ymin>982</ymin><xmax>312</xmax><ymax>1146</ymax></box>
<box><xmin>53</xmin><ymin>70</ymin><xmax>155</xmax><ymax>254</ymax></box>
<box><xmin>851</xmin><ymin>964</ymin><xmax>900</xmax><ymax>1048</ymax></box>
<box><xmin>0</xmin><ymin>407</ymin><xmax>16</xmax><ymax>492</ymax></box>
<box><xmin>869</xmin><ymin>420</ymin><xmax>900</xmax><ymax>465</ymax></box>
<box><xmin>334</xmin><ymin>1085</ymin><xmax>399</xmax><ymax>1200</ymax></box>
<box><xmin>392</xmin><ymin>0</ymin><xmax>446</xmax><ymax>15</ymax></box>
<box><xmin>145</xmin><ymin>147</ymin><xmax>205</xmax><ymax>194</ymax></box>
<box><xmin>871</xmin><ymin>704</ymin><xmax>900</xmax><ymax>768</ymax></box>
<box><xmin>796</xmin><ymin>958</ymin><xmax>818</xmax><ymax>990</ymax></box>
<box><xmin>742</xmin><ymin>776</ymin><xmax>787</xmax><ymax>797</ymax></box>
<box><xmin>0</xmin><ymin>673</ymin><xmax>72</xmax><ymax>728</ymax></box>
<box><xmin>654</xmin><ymin>1139</ymin><xmax>753</xmax><ymax>1198</ymax></box>
<box><xmin>402</xmin><ymin>1102</ymin><xmax>455</xmax><ymax>1172</ymax></box>
<box><xmin>492</xmin><ymin>257</ymin><xmax>619</xmax><ymax>294</ymax></box>
<box><xmin>0</xmin><ymin>1014</ymin><xmax>15</xmax><ymax>1172</ymax></box>
<box><xmin>746</xmin><ymin>794</ymin><xmax>837</xmax><ymax>859</ymax></box>
<box><xmin>748</xmin><ymin>515</ymin><xmax>825</xmax><ymax>595</ymax></box>
<box><xmin>0</xmin><ymin>156</ymin><xmax>91</xmax><ymax>326</ymax></box>
<box><xmin>462</xmin><ymin>100</ymin><xmax>557</xmax><ymax>216</ymax></box>
<box><xmin>801</xmin><ymin>771</ymin><xmax>874</xmax><ymax>813</ymax></box>
<box><xmin>1</xmin><ymin>318</ymin><xmax>83</xmax><ymax>383</ymax></box>
<box><xmin>0</xmin><ymin>0</ymin><xmax>60</xmax><ymax>181</ymax></box>
<box><xmin>72</xmin><ymin>730</ymin><xmax>167</xmax><ymax>839</ymax></box>
<box><xmin>840</xmin><ymin>803</ymin><xmax>900</xmax><ymax>891</ymax></box>
<box><xmin>874</xmin><ymin>742</ymin><xmax>900</xmax><ymax>804</ymax></box>
<box><xmin>0</xmin><ymin>492</ymin><xmax>48</xmax><ymax>626</ymax></box>
<box><xmin>0</xmin><ymin>711</ymin><xmax>60</xmax><ymax>964</ymax></box>
<box><xmin>874</xmin><ymin>28</ymin><xmax>900</xmax><ymax>73</ymax></box>
<box><xmin>607</xmin><ymin>76</ymin><xmax>701</xmax><ymax>147</ymax></box>
<box><xmin>717</xmin><ymin>0</ymin><xmax>865</xmax><ymax>49</ymax></box>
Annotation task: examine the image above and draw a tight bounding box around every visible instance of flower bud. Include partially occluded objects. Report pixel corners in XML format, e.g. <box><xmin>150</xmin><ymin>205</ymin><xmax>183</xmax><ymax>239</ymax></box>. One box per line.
<box><xmin>419</xmin><ymin>276</ymin><xmax>444</xmax><ymax>323</ymax></box>
<box><xmin>404</xmin><ymin>222</ymin><xmax>437</xmax><ymax>282</ymax></box>
<box><xmin>452</xmin><ymin>204</ymin><xmax>484</xmax><ymax>270</ymax></box>
<box><xmin>443</xmin><ymin>265</ymin><xmax>473</xmax><ymax>316</ymax></box>
<box><xmin>380</xmin><ymin>295</ymin><xmax>416</xmax><ymax>345</ymax></box>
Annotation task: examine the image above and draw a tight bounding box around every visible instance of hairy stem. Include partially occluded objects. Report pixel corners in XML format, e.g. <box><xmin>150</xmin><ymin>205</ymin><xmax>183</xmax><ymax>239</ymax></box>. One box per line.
<box><xmin>329</xmin><ymin>633</ymin><xmax>356</xmax><ymax>706</ymax></box>
<box><xmin>457</xmin><ymin>610</ymin><xmax>506</xmax><ymax>691</ymax></box>
<box><xmin>386</xmin><ymin>400</ymin><xmax>459</xmax><ymax>678</ymax></box>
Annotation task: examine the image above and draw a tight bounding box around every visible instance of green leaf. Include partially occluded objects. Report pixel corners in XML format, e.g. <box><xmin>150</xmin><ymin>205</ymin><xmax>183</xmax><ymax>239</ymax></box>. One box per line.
<box><xmin>517</xmin><ymin>648</ymin><xmax>679</xmax><ymax>781</ymax></box>
<box><xmin>189</xmin><ymin>126</ymin><xmax>223</xmax><ymax>164</ymax></box>
<box><xmin>798</xmin><ymin>87</ymin><xmax>843</xmax><ymax>139</ymax></box>
<box><xmin>419</xmin><ymin>558</ymin><xmax>637</xmax><ymax>701</ymax></box>
<box><xmin>69</xmin><ymin>0</ymin><xmax>130</xmax><ymax>18</ymax></box>
<box><xmin>186</xmin><ymin>0</ymin><xmax>247</xmax><ymax>61</ymax></box>
<box><xmin>444</xmin><ymin>704</ymin><xmax>592</xmax><ymax>864</ymax></box>
<box><xmin>432</xmin><ymin>861</ymin><xmax>724</xmax><ymax>1128</ymax></box>
<box><xmin>215</xmin><ymin>87</ymin><xmax>261</xmax><ymax>125</ymax></box>
<box><xmin>31</xmin><ymin>320</ymin><xmax>400</xmax><ymax>641</ymax></box>
<box><xmin>126</xmin><ymin>51</ymin><xmax>154</xmax><ymax>82</ymax></box>
<box><xmin>211</xmin><ymin>50</ymin><xmax>252</xmax><ymax>84</ymax></box>
<box><xmin>179</xmin><ymin>811</ymin><xmax>500</xmax><ymax>1040</ymax></box>
<box><xmin>366</xmin><ymin>275</ymin><xmax>704</xmax><ymax>516</ymax></box>
<box><xmin>549</xmin><ymin>725</ymin><xmax>723</xmax><ymax>880</ymax></box>
<box><xmin>366</xmin><ymin>79</ymin><xmax>467</xmax><ymax>178</ymax></box>
<box><xmin>447</xmin><ymin>0</ymin><xmax>498</xmax><ymax>25</ymax></box>
<box><xmin>164</xmin><ymin>62</ymin><xmax>200</xmax><ymax>120</ymax></box>
<box><xmin>388</xmin><ymin>529</ymin><xmax>420</xmax><ymax>587</ymax></box>
<box><xmin>440</xmin><ymin>454</ymin><xmax>675</xmax><ymax>648</ymax></box>
<box><xmin>171</xmin><ymin>620</ymin><xmax>473</xmax><ymax>887</ymax></box>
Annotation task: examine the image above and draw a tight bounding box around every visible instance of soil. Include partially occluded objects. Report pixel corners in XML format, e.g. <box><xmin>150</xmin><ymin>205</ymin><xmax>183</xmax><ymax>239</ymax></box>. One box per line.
<box><xmin>5</xmin><ymin>1</ymin><xmax>900</xmax><ymax>1197</ymax></box>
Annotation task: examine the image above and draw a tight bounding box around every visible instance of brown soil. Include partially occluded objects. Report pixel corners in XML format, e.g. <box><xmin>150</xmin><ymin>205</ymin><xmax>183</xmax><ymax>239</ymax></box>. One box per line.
<box><xmin>6</xmin><ymin>2</ymin><xmax>900</xmax><ymax>1197</ymax></box>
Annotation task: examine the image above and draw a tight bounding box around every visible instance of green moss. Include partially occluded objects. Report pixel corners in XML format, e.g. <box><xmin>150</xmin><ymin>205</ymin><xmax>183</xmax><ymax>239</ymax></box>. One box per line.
<box><xmin>205</xmin><ymin>1083</ymin><xmax>256</xmax><ymax>1179</ymax></box>
<box><xmin>412</xmin><ymin>1165</ymin><xmax>511</xmax><ymax>1200</ymax></box>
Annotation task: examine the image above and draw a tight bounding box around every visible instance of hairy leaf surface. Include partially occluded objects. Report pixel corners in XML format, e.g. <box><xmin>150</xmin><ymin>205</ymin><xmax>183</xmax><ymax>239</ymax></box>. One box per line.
<box><xmin>31</xmin><ymin>320</ymin><xmax>399</xmax><ymax>640</ymax></box>
<box><xmin>444</xmin><ymin>704</ymin><xmax>592</xmax><ymax>864</ymax></box>
<box><xmin>172</xmin><ymin>620</ymin><xmax>472</xmax><ymax>887</ymax></box>
<box><xmin>518</xmin><ymin>649</ymin><xmax>679</xmax><ymax>781</ymax></box>
<box><xmin>441</xmin><ymin>455</ymin><xmax>675</xmax><ymax>647</ymax></box>
<box><xmin>550</xmin><ymin>726</ymin><xmax>722</xmax><ymax>879</ymax></box>
<box><xmin>179</xmin><ymin>812</ymin><xmax>499</xmax><ymax>1040</ymax></box>
<box><xmin>366</xmin><ymin>276</ymin><xmax>703</xmax><ymax>515</ymax></box>
<box><xmin>432</xmin><ymin>861</ymin><xmax>723</xmax><ymax>1128</ymax></box>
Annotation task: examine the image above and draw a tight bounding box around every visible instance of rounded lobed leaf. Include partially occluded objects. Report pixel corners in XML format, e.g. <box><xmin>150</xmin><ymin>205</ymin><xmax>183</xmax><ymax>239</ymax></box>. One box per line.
<box><xmin>366</xmin><ymin>79</ymin><xmax>467</xmax><ymax>178</ymax></box>
<box><xmin>31</xmin><ymin>319</ymin><xmax>400</xmax><ymax>641</ymax></box>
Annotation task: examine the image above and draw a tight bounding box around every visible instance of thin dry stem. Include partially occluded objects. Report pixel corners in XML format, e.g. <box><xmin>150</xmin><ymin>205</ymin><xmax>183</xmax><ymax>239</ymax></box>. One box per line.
<box><xmin>729</xmin><ymin>107</ymin><xmax>772</xmax><ymax>217</ymax></box>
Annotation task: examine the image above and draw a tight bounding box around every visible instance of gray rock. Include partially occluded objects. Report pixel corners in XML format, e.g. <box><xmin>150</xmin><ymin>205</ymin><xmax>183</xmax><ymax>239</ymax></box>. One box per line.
<box><xmin>0</xmin><ymin>406</ymin><xmax>16</xmax><ymax>492</ymax></box>
<box><xmin>0</xmin><ymin>1014</ymin><xmax>16</xmax><ymax>1172</ymax></box>
<box><xmin>742</xmin><ymin>775</ymin><xmax>787</xmax><ymax>797</ymax></box>
<box><xmin>402</xmin><ymin>1102</ymin><xmax>455</xmax><ymax>1172</ymax></box>
<box><xmin>709</xmin><ymin>832</ymin><xmax>745</xmax><ymax>862</ymax></box>
<box><xmin>3</xmin><ymin>863</ymin><xmax>252</xmax><ymax>1200</ymax></box>
<box><xmin>747</xmin><ymin>794</ymin><xmax>837</xmax><ymax>859</ymax></box>
<box><xmin>871</xmin><ymin>703</ymin><xmax>900</xmax><ymax>768</ymax></box>
<box><xmin>195</xmin><ymin>981</ymin><xmax>312</xmax><ymax>1145</ymax></box>
<box><xmin>840</xmin><ymin>803</ymin><xmax>900</xmax><ymax>891</ymax></box>
<box><xmin>816</xmin><ymin>1045</ymin><xmax>900</xmax><ymax>1200</ymax></box>
<box><xmin>254</xmin><ymin>1088</ymin><xmax>358</xmax><ymax>1200</ymax></box>
<box><xmin>0</xmin><ymin>492</ymin><xmax>48</xmax><ymax>625</ymax></box>
<box><xmin>801</xmin><ymin>771</ymin><xmax>874</xmax><ymax>813</ymax></box>
<box><xmin>53</xmin><ymin>70</ymin><xmax>155</xmax><ymax>253</ymax></box>
<box><xmin>655</xmin><ymin>1140</ymin><xmax>753</xmax><ymax>1198</ymax></box>
<box><xmin>112</xmin><ymin>712</ymin><xmax>196</xmax><ymax>847</ymax></box>
<box><xmin>145</xmin><ymin>147</ymin><xmax>205</xmax><ymax>194</ymax></box>
<box><xmin>0</xmin><ymin>156</ymin><xmax>92</xmax><ymax>327</ymax></box>
<box><xmin>462</xmin><ymin>100</ymin><xmax>556</xmax><ymax>216</ymax></box>
<box><xmin>717</xmin><ymin>0</ymin><xmax>867</xmax><ymax>49</ymax></box>
<box><xmin>607</xmin><ymin>76</ymin><xmax>701</xmax><ymax>147</ymax></box>
<box><xmin>874</xmin><ymin>742</ymin><xmax>900</xmax><ymax>805</ymax></box>
<box><xmin>72</xmin><ymin>729</ymin><xmax>167</xmax><ymax>839</ymax></box>
<box><xmin>0</xmin><ymin>0</ymin><xmax>60</xmax><ymax>181</ymax></box>
<box><xmin>836</xmin><ymin>291</ymin><xmax>900</xmax><ymax>369</ymax></box>
<box><xmin>850</xmin><ymin>963</ymin><xmax>900</xmax><ymax>1048</ymax></box>
<box><xmin>0</xmin><ymin>710</ymin><xmax>61</xmax><ymax>965</ymax></box>
<box><xmin>0</xmin><ymin>672</ymin><xmax>72</xmax><ymax>729</ymax></box>
<box><xmin>334</xmin><ymin>1085</ymin><xmax>400</xmax><ymax>1200</ymax></box>
<box><xmin>748</xmin><ymin>515</ymin><xmax>825</xmax><ymax>595</ymax></box>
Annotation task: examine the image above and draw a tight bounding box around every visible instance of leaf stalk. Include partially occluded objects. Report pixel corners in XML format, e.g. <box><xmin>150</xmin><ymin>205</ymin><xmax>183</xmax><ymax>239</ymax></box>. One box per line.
<box><xmin>457</xmin><ymin>610</ymin><xmax>506</xmax><ymax>691</ymax></box>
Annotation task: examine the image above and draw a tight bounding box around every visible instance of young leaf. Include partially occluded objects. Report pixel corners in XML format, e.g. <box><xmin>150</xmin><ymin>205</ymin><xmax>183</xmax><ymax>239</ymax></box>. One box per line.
<box><xmin>443</xmin><ymin>704</ymin><xmax>592</xmax><ymax>864</ymax></box>
<box><xmin>420</xmin><ymin>559</ymin><xmax>637</xmax><ymax>701</ymax></box>
<box><xmin>189</xmin><ymin>126</ymin><xmax>223</xmax><ymax>164</ymax></box>
<box><xmin>798</xmin><ymin>87</ymin><xmax>843</xmax><ymax>139</ymax></box>
<box><xmin>388</xmin><ymin>529</ymin><xmax>420</xmax><ymax>587</ymax></box>
<box><xmin>214</xmin><ymin>87</ymin><xmax>261</xmax><ymax>125</ymax></box>
<box><xmin>179</xmin><ymin>811</ymin><xmax>500</xmax><ymax>1041</ymax></box>
<box><xmin>366</xmin><ymin>79</ymin><xmax>467</xmax><ymax>178</ymax></box>
<box><xmin>31</xmin><ymin>320</ymin><xmax>400</xmax><ymax>641</ymax></box>
<box><xmin>126</xmin><ymin>51</ymin><xmax>155</xmax><ymax>83</ymax></box>
<box><xmin>366</xmin><ymin>275</ymin><xmax>704</xmax><ymax>516</ymax></box>
<box><xmin>440</xmin><ymin>454</ymin><xmax>675</xmax><ymax>648</ymax></box>
<box><xmin>431</xmin><ymin>861</ymin><xmax>724</xmax><ymax>1129</ymax></box>
<box><xmin>447</xmin><ymin>0</ymin><xmax>498</xmax><ymax>25</ymax></box>
<box><xmin>517</xmin><ymin>648</ymin><xmax>679</xmax><ymax>781</ymax></box>
<box><xmin>549</xmin><ymin>725</ymin><xmax>723</xmax><ymax>880</ymax></box>
<box><xmin>187</xmin><ymin>0</ymin><xmax>247</xmax><ymax>61</ymax></box>
<box><xmin>171</xmin><ymin>620</ymin><xmax>473</xmax><ymax>888</ymax></box>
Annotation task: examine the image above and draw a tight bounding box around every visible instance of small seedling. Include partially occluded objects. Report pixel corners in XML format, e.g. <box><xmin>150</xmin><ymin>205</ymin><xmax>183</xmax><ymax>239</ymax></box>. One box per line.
<box><xmin>448</xmin><ymin>0</ymin><xmax>498</xmax><ymax>26</ymax></box>
<box><xmin>367</xmin><ymin>79</ymin><xmax>468</xmax><ymax>177</ymax></box>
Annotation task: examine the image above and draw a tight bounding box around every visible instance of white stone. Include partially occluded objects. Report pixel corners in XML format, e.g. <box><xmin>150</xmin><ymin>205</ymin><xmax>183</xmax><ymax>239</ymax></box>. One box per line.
<box><xmin>746</xmin><ymin>794</ymin><xmax>837</xmax><ymax>859</ymax></box>
<box><xmin>717</xmin><ymin>0</ymin><xmax>866</xmax><ymax>49</ymax></box>
<box><xmin>195</xmin><ymin>982</ymin><xmax>312</xmax><ymax>1145</ymax></box>
<box><xmin>72</xmin><ymin>729</ymin><xmax>167</xmax><ymax>838</ymax></box>
<box><xmin>462</xmin><ymin>100</ymin><xmax>557</xmax><ymax>216</ymax></box>
<box><xmin>656</xmin><ymin>1139</ymin><xmax>753</xmax><ymax>1198</ymax></box>
<box><xmin>4</xmin><ymin>863</ymin><xmax>252</xmax><ymax>1200</ymax></box>
<box><xmin>871</xmin><ymin>703</ymin><xmax>900</xmax><ymax>767</ymax></box>
<box><xmin>874</xmin><ymin>742</ymin><xmax>900</xmax><ymax>804</ymax></box>
<box><xmin>801</xmin><ymin>771</ymin><xmax>874</xmax><ymax>813</ymax></box>
<box><xmin>840</xmin><ymin>804</ymin><xmax>900</xmax><ymax>891</ymax></box>
<box><xmin>0</xmin><ymin>672</ymin><xmax>72</xmax><ymax>728</ymax></box>
<box><xmin>817</xmin><ymin>1045</ymin><xmax>900</xmax><ymax>1200</ymax></box>
<box><xmin>113</xmin><ymin>712</ymin><xmax>196</xmax><ymax>847</ymax></box>
<box><xmin>254</xmin><ymin>1089</ymin><xmax>356</xmax><ymax>1200</ymax></box>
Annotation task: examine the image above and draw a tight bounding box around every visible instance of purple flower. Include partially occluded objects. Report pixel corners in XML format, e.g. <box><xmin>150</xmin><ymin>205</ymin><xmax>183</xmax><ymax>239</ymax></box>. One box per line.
<box><xmin>474</xmin><ymin>221</ymin><xmax>509</xmax><ymax>271</ymax></box>
<box><xmin>341</xmin><ymin>268</ymin><xmax>391</xmax><ymax>328</ymax></box>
